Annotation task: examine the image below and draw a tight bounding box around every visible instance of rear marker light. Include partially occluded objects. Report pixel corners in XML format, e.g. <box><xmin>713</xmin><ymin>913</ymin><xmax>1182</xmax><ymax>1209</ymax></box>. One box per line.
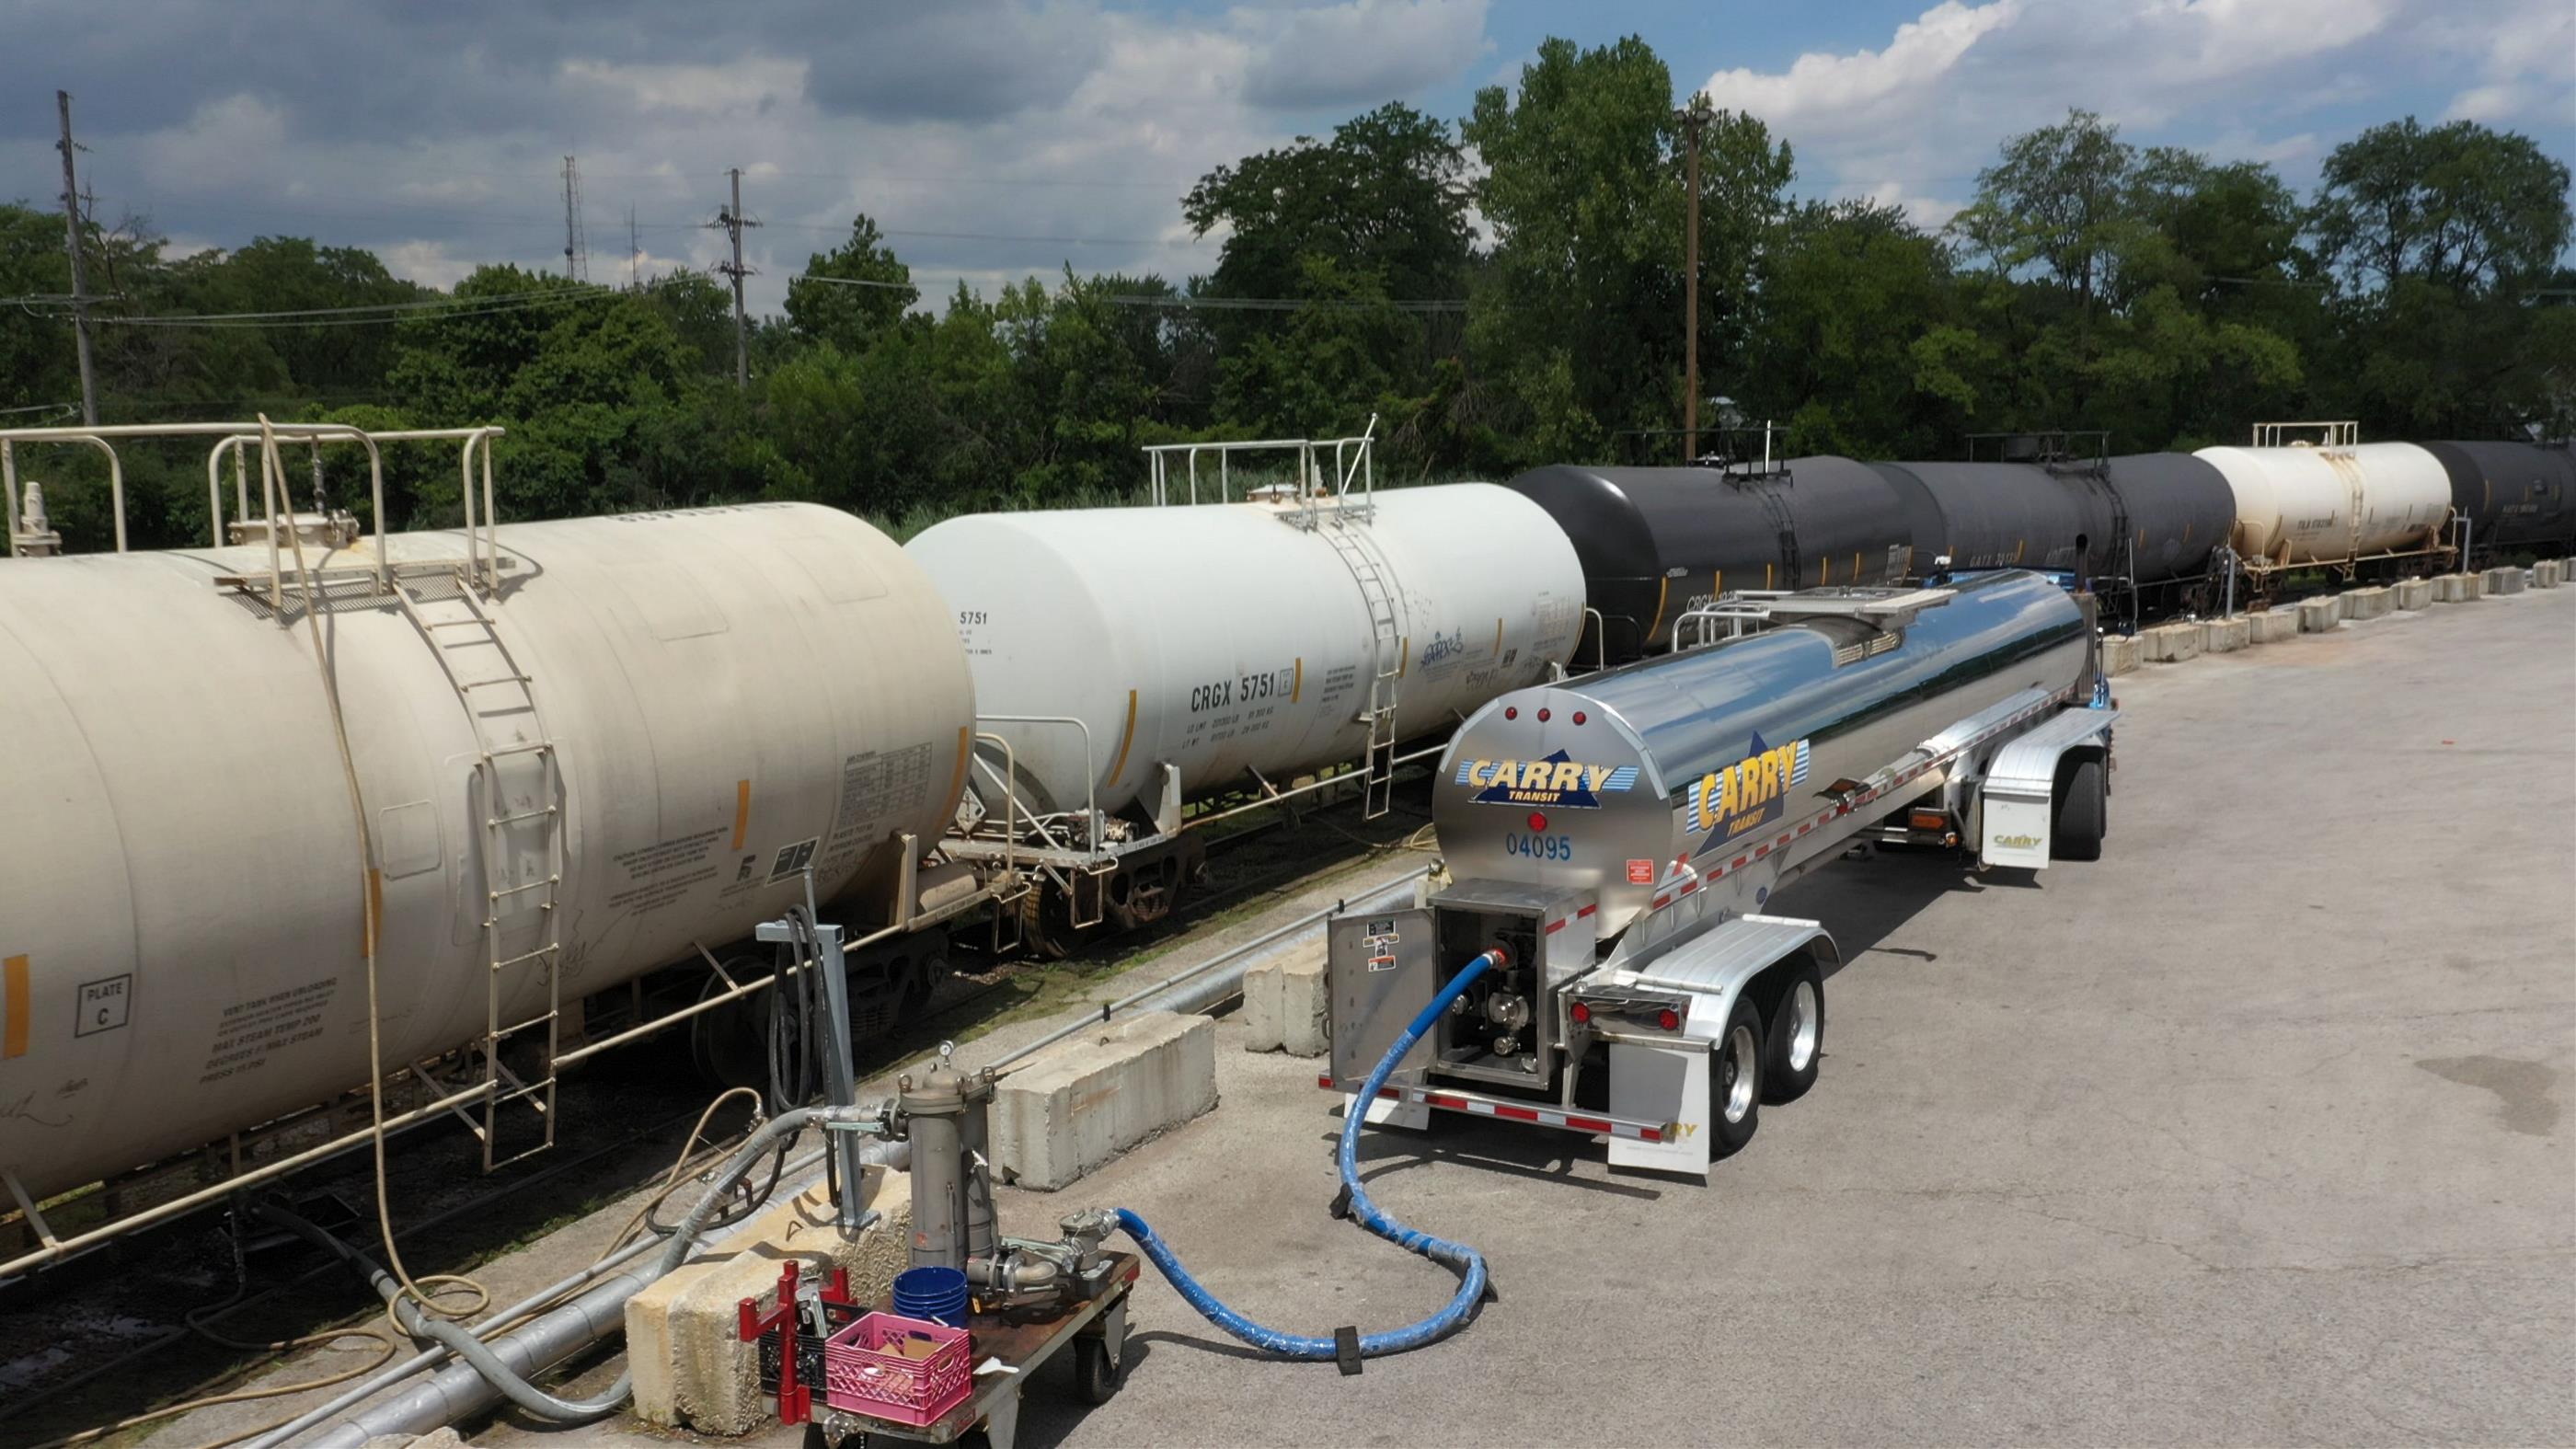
<box><xmin>1657</xmin><ymin>1007</ymin><xmax>1682</xmax><ymax>1030</ymax></box>
<box><xmin>1536</xmin><ymin>707</ymin><xmax>1551</xmax><ymax>722</ymax></box>
<box><xmin>1570</xmin><ymin>1002</ymin><xmax>1592</xmax><ymax>1025</ymax></box>
<box><xmin>1572</xmin><ymin>711</ymin><xmax>1587</xmax><ymax>725</ymax></box>
<box><xmin>1504</xmin><ymin>707</ymin><xmax>1518</xmax><ymax>720</ymax></box>
<box><xmin>1527</xmin><ymin>811</ymin><xmax>1548</xmax><ymax>832</ymax></box>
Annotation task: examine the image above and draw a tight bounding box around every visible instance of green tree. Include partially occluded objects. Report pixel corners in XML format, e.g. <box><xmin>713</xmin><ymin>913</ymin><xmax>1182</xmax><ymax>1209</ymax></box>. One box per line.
<box><xmin>784</xmin><ymin>215</ymin><xmax>915</xmax><ymax>352</ymax></box>
<box><xmin>1185</xmin><ymin>102</ymin><xmax>1474</xmax><ymax>305</ymax></box>
<box><xmin>1464</xmin><ymin>37</ymin><xmax>1790</xmax><ymax>466</ymax></box>
<box><xmin>2310</xmin><ymin>118</ymin><xmax>2573</xmax><ymax>296</ymax></box>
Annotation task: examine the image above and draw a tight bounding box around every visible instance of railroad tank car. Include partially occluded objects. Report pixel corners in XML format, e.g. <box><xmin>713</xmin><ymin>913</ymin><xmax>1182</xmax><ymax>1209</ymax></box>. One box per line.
<box><xmin>2420</xmin><ymin>440</ymin><xmax>2576</xmax><ymax>557</ymax></box>
<box><xmin>1869</xmin><ymin>461</ymin><xmax>2088</xmax><ymax>575</ymax></box>
<box><xmin>2099</xmin><ymin>453</ymin><xmax>2237</xmax><ymax>585</ymax></box>
<box><xmin>0</xmin><ymin>504</ymin><xmax>972</xmax><ymax>1200</ymax></box>
<box><xmin>2192</xmin><ymin>442</ymin><xmax>2451</xmax><ymax>566</ymax></box>
<box><xmin>1500</xmin><ymin>458</ymin><xmax>1912</xmax><ymax>663</ymax></box>
<box><xmin>905</xmin><ymin>485</ymin><xmax>1585</xmax><ymax>825</ymax></box>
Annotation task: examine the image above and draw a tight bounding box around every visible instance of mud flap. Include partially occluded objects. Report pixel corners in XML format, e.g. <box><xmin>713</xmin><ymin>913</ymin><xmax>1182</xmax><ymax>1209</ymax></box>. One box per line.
<box><xmin>1606</xmin><ymin>1041</ymin><xmax>1711</xmax><ymax>1175</ymax></box>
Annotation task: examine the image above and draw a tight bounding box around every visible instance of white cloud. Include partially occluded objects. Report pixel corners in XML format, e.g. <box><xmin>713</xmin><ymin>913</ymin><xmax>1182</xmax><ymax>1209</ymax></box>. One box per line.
<box><xmin>1703</xmin><ymin>0</ymin><xmax>2018</xmax><ymax>138</ymax></box>
<box><xmin>1231</xmin><ymin>0</ymin><xmax>1493</xmax><ymax>109</ymax></box>
<box><xmin>2436</xmin><ymin>0</ymin><xmax>2575</xmax><ymax>124</ymax></box>
<box><xmin>558</xmin><ymin>59</ymin><xmax>809</xmax><ymax>118</ymax></box>
<box><xmin>1696</xmin><ymin>0</ymin><xmax>2487</xmax><ymax>234</ymax></box>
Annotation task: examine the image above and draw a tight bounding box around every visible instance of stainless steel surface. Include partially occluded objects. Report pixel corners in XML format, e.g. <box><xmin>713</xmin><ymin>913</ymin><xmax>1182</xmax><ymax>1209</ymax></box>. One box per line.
<box><xmin>1782</xmin><ymin>977</ymin><xmax>1819</xmax><ymax>1074</ymax></box>
<box><xmin>1432</xmin><ymin>571</ymin><xmax>2088</xmax><ymax>938</ymax></box>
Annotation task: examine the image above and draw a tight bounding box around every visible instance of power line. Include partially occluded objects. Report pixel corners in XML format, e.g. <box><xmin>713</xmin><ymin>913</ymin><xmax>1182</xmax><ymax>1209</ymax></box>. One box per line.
<box><xmin>81</xmin><ymin>290</ymin><xmax>622</xmax><ymax>330</ymax></box>
<box><xmin>52</xmin><ymin>283</ymin><xmax>614</xmax><ymax>323</ymax></box>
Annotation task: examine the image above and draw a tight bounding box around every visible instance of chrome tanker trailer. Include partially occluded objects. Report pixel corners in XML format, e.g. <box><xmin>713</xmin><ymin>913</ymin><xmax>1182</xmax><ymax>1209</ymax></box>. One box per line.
<box><xmin>1324</xmin><ymin>572</ymin><xmax>2117</xmax><ymax>1174</ymax></box>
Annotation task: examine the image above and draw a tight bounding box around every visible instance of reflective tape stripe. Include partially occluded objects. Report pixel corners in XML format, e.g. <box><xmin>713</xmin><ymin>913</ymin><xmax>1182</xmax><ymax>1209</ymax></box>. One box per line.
<box><xmin>1328</xmin><ymin>1080</ymin><xmax>1669</xmax><ymax>1142</ymax></box>
<box><xmin>4</xmin><ymin>955</ymin><xmax>26</xmax><ymax>1060</ymax></box>
<box><xmin>730</xmin><ymin>777</ymin><xmax>753</xmax><ymax>850</ymax></box>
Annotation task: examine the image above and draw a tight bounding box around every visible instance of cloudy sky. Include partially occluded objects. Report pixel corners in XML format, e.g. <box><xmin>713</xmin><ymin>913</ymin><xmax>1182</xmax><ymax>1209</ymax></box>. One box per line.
<box><xmin>5</xmin><ymin>0</ymin><xmax>2569</xmax><ymax>315</ymax></box>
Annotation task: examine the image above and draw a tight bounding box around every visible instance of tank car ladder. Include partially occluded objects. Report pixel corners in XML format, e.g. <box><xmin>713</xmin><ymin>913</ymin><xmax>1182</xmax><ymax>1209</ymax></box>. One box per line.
<box><xmin>1322</xmin><ymin>522</ymin><xmax>1403</xmax><ymax>818</ymax></box>
<box><xmin>395</xmin><ymin>573</ymin><xmax>566</xmax><ymax>1170</ymax></box>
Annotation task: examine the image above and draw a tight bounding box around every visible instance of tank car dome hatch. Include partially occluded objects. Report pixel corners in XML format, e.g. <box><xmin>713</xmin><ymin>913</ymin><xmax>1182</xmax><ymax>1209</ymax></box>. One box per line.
<box><xmin>0</xmin><ymin>502</ymin><xmax>973</xmax><ymax>1201</ymax></box>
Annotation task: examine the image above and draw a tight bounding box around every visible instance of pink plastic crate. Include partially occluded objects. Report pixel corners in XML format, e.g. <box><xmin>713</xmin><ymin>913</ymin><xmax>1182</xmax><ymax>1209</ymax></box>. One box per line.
<box><xmin>822</xmin><ymin>1311</ymin><xmax>973</xmax><ymax>1426</ymax></box>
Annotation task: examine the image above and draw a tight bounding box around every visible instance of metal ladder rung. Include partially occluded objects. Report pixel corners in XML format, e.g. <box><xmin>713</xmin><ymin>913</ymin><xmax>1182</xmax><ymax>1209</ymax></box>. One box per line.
<box><xmin>486</xmin><ymin>805</ymin><xmax>559</xmax><ymax>827</ymax></box>
<box><xmin>483</xmin><ymin>741</ymin><xmax>552</xmax><ymax>760</ymax></box>
<box><xmin>487</xmin><ymin>876</ymin><xmax>561</xmax><ymax>902</ymax></box>
<box><xmin>492</xmin><ymin>1009</ymin><xmax>558</xmax><ymax>1036</ymax></box>
<box><xmin>421</xmin><ymin>616</ymin><xmax>496</xmax><ymax>629</ymax></box>
<box><xmin>492</xmin><ymin>1080</ymin><xmax>555</xmax><ymax>1110</ymax></box>
<box><xmin>489</xmin><ymin>945</ymin><xmax>560</xmax><ymax>971</ymax></box>
<box><xmin>458</xmin><ymin>673</ymin><xmax>534</xmax><ymax>690</ymax></box>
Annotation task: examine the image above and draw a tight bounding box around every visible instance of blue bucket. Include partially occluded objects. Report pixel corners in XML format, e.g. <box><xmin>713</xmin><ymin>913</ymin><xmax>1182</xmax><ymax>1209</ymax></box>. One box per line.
<box><xmin>893</xmin><ymin>1265</ymin><xmax>970</xmax><ymax>1325</ymax></box>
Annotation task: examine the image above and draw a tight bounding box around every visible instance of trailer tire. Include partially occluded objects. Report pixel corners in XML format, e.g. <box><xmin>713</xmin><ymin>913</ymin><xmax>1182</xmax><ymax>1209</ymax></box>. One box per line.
<box><xmin>1709</xmin><ymin>996</ymin><xmax>1763</xmax><ymax>1158</ymax></box>
<box><xmin>2052</xmin><ymin>755</ymin><xmax>2106</xmax><ymax>862</ymax></box>
<box><xmin>1760</xmin><ymin>963</ymin><xmax>1823</xmax><ymax>1105</ymax></box>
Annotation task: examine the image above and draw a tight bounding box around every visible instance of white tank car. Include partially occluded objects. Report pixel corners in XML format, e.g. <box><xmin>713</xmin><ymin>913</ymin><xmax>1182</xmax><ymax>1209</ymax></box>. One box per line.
<box><xmin>0</xmin><ymin>504</ymin><xmax>972</xmax><ymax>1200</ymax></box>
<box><xmin>2195</xmin><ymin>442</ymin><xmax>2452</xmax><ymax>565</ymax></box>
<box><xmin>905</xmin><ymin>485</ymin><xmax>1586</xmax><ymax>822</ymax></box>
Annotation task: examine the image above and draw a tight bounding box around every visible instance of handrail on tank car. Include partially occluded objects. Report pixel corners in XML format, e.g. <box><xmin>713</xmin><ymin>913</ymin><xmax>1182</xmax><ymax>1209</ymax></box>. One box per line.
<box><xmin>2250</xmin><ymin>420</ymin><xmax>2359</xmax><ymax>450</ymax></box>
<box><xmin>2</xmin><ymin>433</ymin><xmax>124</xmax><ymax>553</ymax></box>
<box><xmin>1141</xmin><ymin>415</ymin><xmax>1378</xmax><ymax>524</ymax></box>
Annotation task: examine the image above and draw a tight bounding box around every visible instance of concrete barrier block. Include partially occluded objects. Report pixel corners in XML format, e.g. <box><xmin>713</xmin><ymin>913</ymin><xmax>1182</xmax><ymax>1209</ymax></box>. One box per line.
<box><xmin>2141</xmin><ymin>623</ymin><xmax>2201</xmax><ymax>662</ymax></box>
<box><xmin>1278</xmin><ymin>958</ymin><xmax>1329</xmax><ymax>1057</ymax></box>
<box><xmin>2344</xmin><ymin>586</ymin><xmax>2392</xmax><ymax>619</ymax></box>
<box><xmin>995</xmin><ymin>1011</ymin><xmax>1217</xmax><ymax>1190</ymax></box>
<box><xmin>627</xmin><ymin>1168</ymin><xmax>914</xmax><ymax>1433</ymax></box>
<box><xmin>2432</xmin><ymin>574</ymin><xmax>2465</xmax><ymax>603</ymax></box>
<box><xmin>2249</xmin><ymin>607</ymin><xmax>2299</xmax><ymax>644</ymax></box>
<box><xmin>2486</xmin><ymin>566</ymin><xmax>2526</xmax><ymax>595</ymax></box>
<box><xmin>1240</xmin><ymin>958</ymin><xmax>1286</xmax><ymax>1052</ymax></box>
<box><xmin>2101</xmin><ymin>633</ymin><xmax>2141</xmax><ymax>675</ymax></box>
<box><xmin>2393</xmin><ymin>578</ymin><xmax>2432</xmax><ymax>610</ymax></box>
<box><xmin>2462</xmin><ymin>571</ymin><xmax>2486</xmax><ymax>600</ymax></box>
<box><xmin>2536</xmin><ymin>559</ymin><xmax>2563</xmax><ymax>588</ymax></box>
<box><xmin>2204</xmin><ymin>616</ymin><xmax>2249</xmax><ymax>653</ymax></box>
<box><xmin>2297</xmin><ymin>597</ymin><xmax>2339</xmax><ymax>633</ymax></box>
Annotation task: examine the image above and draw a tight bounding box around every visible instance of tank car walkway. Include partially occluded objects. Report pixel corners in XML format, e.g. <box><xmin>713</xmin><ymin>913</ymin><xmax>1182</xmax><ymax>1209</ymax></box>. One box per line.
<box><xmin>943</xmin><ymin>585</ymin><xmax>2573</xmax><ymax>1448</ymax></box>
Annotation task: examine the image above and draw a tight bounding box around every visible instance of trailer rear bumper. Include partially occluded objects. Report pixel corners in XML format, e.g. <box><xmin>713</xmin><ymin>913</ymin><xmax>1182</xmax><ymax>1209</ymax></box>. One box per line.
<box><xmin>1319</xmin><ymin>1075</ymin><xmax>1678</xmax><ymax>1144</ymax></box>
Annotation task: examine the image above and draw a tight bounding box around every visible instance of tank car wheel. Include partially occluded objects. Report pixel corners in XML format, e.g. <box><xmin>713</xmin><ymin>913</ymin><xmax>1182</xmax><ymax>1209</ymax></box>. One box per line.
<box><xmin>688</xmin><ymin>958</ymin><xmax>772</xmax><ymax>1087</ymax></box>
<box><xmin>1709</xmin><ymin>996</ymin><xmax>1763</xmax><ymax>1158</ymax></box>
<box><xmin>1073</xmin><ymin>1326</ymin><xmax>1126</xmax><ymax>1404</ymax></box>
<box><xmin>1760</xmin><ymin>962</ymin><xmax>1823</xmax><ymax>1106</ymax></box>
<box><xmin>2051</xmin><ymin>756</ymin><xmax>2106</xmax><ymax>862</ymax></box>
<box><xmin>1019</xmin><ymin>887</ymin><xmax>1075</xmax><ymax>960</ymax></box>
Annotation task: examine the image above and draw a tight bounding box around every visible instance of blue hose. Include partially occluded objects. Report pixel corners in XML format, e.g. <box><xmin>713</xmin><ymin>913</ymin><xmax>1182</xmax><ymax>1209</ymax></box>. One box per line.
<box><xmin>1116</xmin><ymin>948</ymin><xmax>1505</xmax><ymax>1361</ymax></box>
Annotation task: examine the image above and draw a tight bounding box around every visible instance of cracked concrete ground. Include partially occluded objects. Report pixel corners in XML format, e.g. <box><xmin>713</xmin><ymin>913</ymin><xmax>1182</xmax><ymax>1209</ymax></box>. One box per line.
<box><xmin>948</xmin><ymin>587</ymin><xmax>2576</xmax><ymax>1449</ymax></box>
<box><xmin>512</xmin><ymin>586</ymin><xmax>2571</xmax><ymax>1449</ymax></box>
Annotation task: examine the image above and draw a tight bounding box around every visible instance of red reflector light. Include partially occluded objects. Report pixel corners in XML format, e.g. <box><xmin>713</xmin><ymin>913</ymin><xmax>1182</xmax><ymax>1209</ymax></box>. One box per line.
<box><xmin>1572</xmin><ymin>711</ymin><xmax>1587</xmax><ymax>725</ymax></box>
<box><xmin>1504</xmin><ymin>707</ymin><xmax>1517</xmax><ymax>719</ymax></box>
<box><xmin>1657</xmin><ymin>1007</ymin><xmax>1681</xmax><ymax>1030</ymax></box>
<box><xmin>1570</xmin><ymin>1002</ymin><xmax>1591</xmax><ymax>1025</ymax></box>
<box><xmin>1536</xmin><ymin>707</ymin><xmax>1551</xmax><ymax>722</ymax></box>
<box><xmin>1527</xmin><ymin>811</ymin><xmax>1548</xmax><ymax>831</ymax></box>
<box><xmin>1909</xmin><ymin>810</ymin><xmax>1946</xmax><ymax>831</ymax></box>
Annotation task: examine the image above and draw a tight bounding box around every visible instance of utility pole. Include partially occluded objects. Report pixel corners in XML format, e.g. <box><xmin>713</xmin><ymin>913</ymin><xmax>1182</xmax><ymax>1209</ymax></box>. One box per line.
<box><xmin>627</xmin><ymin>205</ymin><xmax>640</xmax><ymax>291</ymax></box>
<box><xmin>560</xmin><ymin>155</ymin><xmax>588</xmax><ymax>282</ymax></box>
<box><xmin>710</xmin><ymin>168</ymin><xmax>759</xmax><ymax>389</ymax></box>
<box><xmin>55</xmin><ymin>90</ymin><xmax>98</xmax><ymax>427</ymax></box>
<box><xmin>1676</xmin><ymin>94</ymin><xmax>1713</xmax><ymax>465</ymax></box>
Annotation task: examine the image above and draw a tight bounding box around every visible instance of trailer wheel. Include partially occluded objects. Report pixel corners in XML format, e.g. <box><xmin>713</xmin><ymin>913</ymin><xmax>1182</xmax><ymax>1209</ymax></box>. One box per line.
<box><xmin>1760</xmin><ymin>962</ymin><xmax>1823</xmax><ymax>1105</ymax></box>
<box><xmin>2052</xmin><ymin>755</ymin><xmax>2106</xmax><ymax>862</ymax></box>
<box><xmin>1074</xmin><ymin>1328</ymin><xmax>1126</xmax><ymax>1405</ymax></box>
<box><xmin>1709</xmin><ymin>996</ymin><xmax>1762</xmax><ymax>1158</ymax></box>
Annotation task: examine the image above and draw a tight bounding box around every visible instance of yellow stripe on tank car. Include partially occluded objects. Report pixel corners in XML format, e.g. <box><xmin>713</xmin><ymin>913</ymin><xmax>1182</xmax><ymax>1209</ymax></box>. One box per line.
<box><xmin>1291</xmin><ymin>657</ymin><xmax>1304</xmax><ymax>703</ymax></box>
<box><xmin>2016</xmin><ymin>538</ymin><xmax>2027</xmax><ymax>563</ymax></box>
<box><xmin>730</xmin><ymin>778</ymin><xmax>752</xmax><ymax>850</ymax></box>
<box><xmin>4</xmin><ymin>955</ymin><xmax>26</xmax><ymax>1060</ymax></box>
<box><xmin>365</xmin><ymin>869</ymin><xmax>383</xmax><ymax>957</ymax></box>
<box><xmin>1852</xmin><ymin>551</ymin><xmax>1860</xmax><ymax>581</ymax></box>
<box><xmin>1398</xmin><ymin>638</ymin><xmax>1409</xmax><ymax>679</ymax></box>
<box><xmin>1821</xmin><ymin>555</ymin><xmax>1831</xmax><ymax>585</ymax></box>
<box><xmin>1108</xmin><ymin>689</ymin><xmax>1139</xmax><ymax>787</ymax></box>
<box><xmin>1492</xmin><ymin>618</ymin><xmax>1503</xmax><ymax>656</ymax></box>
<box><xmin>1645</xmin><ymin>577</ymin><xmax>1671</xmax><ymax>641</ymax></box>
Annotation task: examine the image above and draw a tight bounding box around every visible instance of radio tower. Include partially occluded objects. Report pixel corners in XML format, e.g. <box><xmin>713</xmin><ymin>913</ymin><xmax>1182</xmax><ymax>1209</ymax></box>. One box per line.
<box><xmin>560</xmin><ymin>155</ymin><xmax>588</xmax><ymax>282</ymax></box>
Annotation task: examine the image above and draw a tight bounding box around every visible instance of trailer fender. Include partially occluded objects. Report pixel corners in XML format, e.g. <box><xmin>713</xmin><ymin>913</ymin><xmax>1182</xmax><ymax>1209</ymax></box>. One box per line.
<box><xmin>1597</xmin><ymin>914</ymin><xmax>1841</xmax><ymax>1175</ymax></box>
<box><xmin>1975</xmin><ymin>707</ymin><xmax>2120</xmax><ymax>869</ymax></box>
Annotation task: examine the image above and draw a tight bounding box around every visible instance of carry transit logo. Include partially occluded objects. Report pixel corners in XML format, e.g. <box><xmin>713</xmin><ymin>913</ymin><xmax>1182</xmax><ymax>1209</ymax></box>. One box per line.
<box><xmin>1456</xmin><ymin>748</ymin><xmax>1639</xmax><ymax>809</ymax></box>
<box><xmin>1689</xmin><ymin>732</ymin><xmax>1812</xmax><ymax>845</ymax></box>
